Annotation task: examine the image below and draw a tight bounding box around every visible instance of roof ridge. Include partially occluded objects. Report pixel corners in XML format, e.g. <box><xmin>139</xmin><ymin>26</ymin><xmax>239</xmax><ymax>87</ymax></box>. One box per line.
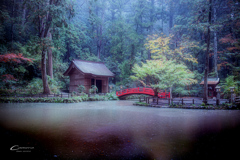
<box><xmin>73</xmin><ymin>59</ymin><xmax>104</xmax><ymax>64</ymax></box>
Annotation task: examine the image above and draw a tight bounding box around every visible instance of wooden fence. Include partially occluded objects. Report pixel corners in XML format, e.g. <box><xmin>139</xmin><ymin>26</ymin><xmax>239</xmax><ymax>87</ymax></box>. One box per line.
<box><xmin>0</xmin><ymin>93</ymin><xmax>107</xmax><ymax>98</ymax></box>
<box><xmin>139</xmin><ymin>97</ymin><xmax>229</xmax><ymax>105</ymax></box>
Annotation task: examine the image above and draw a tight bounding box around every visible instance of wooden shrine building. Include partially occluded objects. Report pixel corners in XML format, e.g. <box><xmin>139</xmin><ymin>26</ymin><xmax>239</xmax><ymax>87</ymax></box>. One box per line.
<box><xmin>63</xmin><ymin>60</ymin><xmax>114</xmax><ymax>93</ymax></box>
<box><xmin>200</xmin><ymin>77</ymin><xmax>220</xmax><ymax>98</ymax></box>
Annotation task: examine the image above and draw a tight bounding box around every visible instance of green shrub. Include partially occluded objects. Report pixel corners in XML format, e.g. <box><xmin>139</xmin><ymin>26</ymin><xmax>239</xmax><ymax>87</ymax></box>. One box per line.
<box><xmin>221</xmin><ymin>75</ymin><xmax>239</xmax><ymax>98</ymax></box>
<box><xmin>80</xmin><ymin>93</ymin><xmax>88</xmax><ymax>101</ymax></box>
<box><xmin>48</xmin><ymin>76</ymin><xmax>60</xmax><ymax>94</ymax></box>
<box><xmin>135</xmin><ymin>102</ymin><xmax>149</xmax><ymax>106</ymax></box>
<box><xmin>78</xmin><ymin>85</ymin><xmax>85</xmax><ymax>93</ymax></box>
<box><xmin>25</xmin><ymin>77</ymin><xmax>60</xmax><ymax>94</ymax></box>
<box><xmin>89</xmin><ymin>85</ymin><xmax>98</xmax><ymax>94</ymax></box>
<box><xmin>105</xmin><ymin>92</ymin><xmax>119</xmax><ymax>100</ymax></box>
<box><xmin>26</xmin><ymin>78</ymin><xmax>43</xmax><ymax>94</ymax></box>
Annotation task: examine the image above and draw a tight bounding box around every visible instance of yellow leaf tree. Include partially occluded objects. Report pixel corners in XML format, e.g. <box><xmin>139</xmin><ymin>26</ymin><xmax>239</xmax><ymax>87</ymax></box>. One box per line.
<box><xmin>131</xmin><ymin>34</ymin><xmax>197</xmax><ymax>99</ymax></box>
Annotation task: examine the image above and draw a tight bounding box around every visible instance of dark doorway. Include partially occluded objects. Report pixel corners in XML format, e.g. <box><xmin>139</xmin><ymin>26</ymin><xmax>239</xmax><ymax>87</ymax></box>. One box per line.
<box><xmin>96</xmin><ymin>80</ymin><xmax>102</xmax><ymax>93</ymax></box>
<box><xmin>91</xmin><ymin>79</ymin><xmax>102</xmax><ymax>93</ymax></box>
<box><xmin>91</xmin><ymin>79</ymin><xmax>94</xmax><ymax>86</ymax></box>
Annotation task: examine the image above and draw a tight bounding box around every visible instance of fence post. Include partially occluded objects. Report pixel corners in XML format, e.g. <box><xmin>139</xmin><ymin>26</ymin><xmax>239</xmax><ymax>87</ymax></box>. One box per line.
<box><xmin>168</xmin><ymin>98</ymin><xmax>170</xmax><ymax>105</ymax></box>
<box><xmin>61</xmin><ymin>93</ymin><xmax>62</xmax><ymax>98</ymax></box>
<box><xmin>182</xmin><ymin>99</ymin><xmax>183</xmax><ymax>105</ymax></box>
<box><xmin>193</xmin><ymin>99</ymin><xmax>194</xmax><ymax>104</ymax></box>
<box><xmin>157</xmin><ymin>97</ymin><xmax>159</xmax><ymax>105</ymax></box>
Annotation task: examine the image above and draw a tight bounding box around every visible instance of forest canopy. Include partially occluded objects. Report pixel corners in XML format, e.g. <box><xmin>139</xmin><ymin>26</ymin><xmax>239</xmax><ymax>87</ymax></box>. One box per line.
<box><xmin>0</xmin><ymin>0</ymin><xmax>239</xmax><ymax>97</ymax></box>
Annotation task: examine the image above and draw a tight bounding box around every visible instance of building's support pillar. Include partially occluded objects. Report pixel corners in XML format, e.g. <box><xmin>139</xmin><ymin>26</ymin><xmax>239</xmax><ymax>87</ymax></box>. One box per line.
<box><xmin>107</xmin><ymin>77</ymin><xmax>109</xmax><ymax>93</ymax></box>
<box><xmin>94</xmin><ymin>78</ymin><xmax>96</xmax><ymax>94</ymax></box>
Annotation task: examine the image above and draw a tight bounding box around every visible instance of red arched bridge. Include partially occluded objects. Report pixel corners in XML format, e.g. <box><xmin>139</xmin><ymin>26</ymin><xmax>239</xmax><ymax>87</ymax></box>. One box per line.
<box><xmin>116</xmin><ymin>87</ymin><xmax>170</xmax><ymax>99</ymax></box>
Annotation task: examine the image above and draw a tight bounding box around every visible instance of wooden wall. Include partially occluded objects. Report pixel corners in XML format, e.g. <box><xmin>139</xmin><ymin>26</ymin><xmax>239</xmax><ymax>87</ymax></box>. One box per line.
<box><xmin>69</xmin><ymin>69</ymin><xmax>85</xmax><ymax>93</ymax></box>
<box><xmin>69</xmin><ymin>69</ymin><xmax>109</xmax><ymax>93</ymax></box>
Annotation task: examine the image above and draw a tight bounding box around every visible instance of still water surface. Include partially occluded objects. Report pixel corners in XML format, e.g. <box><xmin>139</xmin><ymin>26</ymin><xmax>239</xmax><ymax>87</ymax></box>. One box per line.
<box><xmin>1</xmin><ymin>100</ymin><xmax>240</xmax><ymax>159</ymax></box>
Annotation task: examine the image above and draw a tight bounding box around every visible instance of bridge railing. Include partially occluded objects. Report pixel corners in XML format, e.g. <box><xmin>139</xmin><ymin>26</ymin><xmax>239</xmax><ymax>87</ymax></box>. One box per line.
<box><xmin>116</xmin><ymin>87</ymin><xmax>170</xmax><ymax>98</ymax></box>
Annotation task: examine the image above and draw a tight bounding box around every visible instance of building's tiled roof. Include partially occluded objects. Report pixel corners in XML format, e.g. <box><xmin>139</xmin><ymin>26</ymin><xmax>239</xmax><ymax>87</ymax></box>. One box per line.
<box><xmin>63</xmin><ymin>60</ymin><xmax>114</xmax><ymax>77</ymax></box>
<box><xmin>200</xmin><ymin>77</ymin><xmax>220</xmax><ymax>85</ymax></box>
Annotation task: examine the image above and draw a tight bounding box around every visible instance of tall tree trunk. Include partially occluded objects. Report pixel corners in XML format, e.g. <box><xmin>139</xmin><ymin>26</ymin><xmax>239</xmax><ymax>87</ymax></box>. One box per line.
<box><xmin>213</xmin><ymin>0</ymin><xmax>218</xmax><ymax>77</ymax></box>
<box><xmin>148</xmin><ymin>0</ymin><xmax>155</xmax><ymax>60</ymax></box>
<box><xmin>161</xmin><ymin>0</ymin><xmax>164</xmax><ymax>32</ymax></box>
<box><xmin>96</xmin><ymin>2</ymin><xmax>105</xmax><ymax>59</ymax></box>
<box><xmin>47</xmin><ymin>31</ymin><xmax>53</xmax><ymax>79</ymax></box>
<box><xmin>22</xmin><ymin>3</ymin><xmax>26</xmax><ymax>27</ymax></box>
<box><xmin>130</xmin><ymin>44</ymin><xmax>135</xmax><ymax>69</ymax></box>
<box><xmin>39</xmin><ymin>0</ymin><xmax>52</xmax><ymax>94</ymax></box>
<box><xmin>203</xmin><ymin>0</ymin><xmax>212</xmax><ymax>104</ymax></box>
<box><xmin>170</xmin><ymin>87</ymin><xmax>172</xmax><ymax>100</ymax></box>
<box><xmin>11</xmin><ymin>0</ymin><xmax>15</xmax><ymax>51</ymax></box>
<box><xmin>41</xmin><ymin>50</ymin><xmax>51</xmax><ymax>94</ymax></box>
<box><xmin>169</xmin><ymin>0</ymin><xmax>174</xmax><ymax>30</ymax></box>
<box><xmin>66</xmin><ymin>42</ymin><xmax>71</xmax><ymax>63</ymax></box>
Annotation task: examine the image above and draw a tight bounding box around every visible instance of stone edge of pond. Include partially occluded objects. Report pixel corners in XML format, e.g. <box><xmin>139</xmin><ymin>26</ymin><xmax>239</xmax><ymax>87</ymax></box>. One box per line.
<box><xmin>133</xmin><ymin>102</ymin><xmax>240</xmax><ymax>110</ymax></box>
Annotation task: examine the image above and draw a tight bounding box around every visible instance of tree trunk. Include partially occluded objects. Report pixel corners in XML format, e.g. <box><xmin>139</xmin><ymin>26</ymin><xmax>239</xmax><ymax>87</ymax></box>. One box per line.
<box><xmin>41</xmin><ymin>50</ymin><xmax>51</xmax><ymax>94</ymax></box>
<box><xmin>22</xmin><ymin>3</ymin><xmax>26</xmax><ymax>27</ymax></box>
<box><xmin>153</xmin><ymin>88</ymin><xmax>158</xmax><ymax>98</ymax></box>
<box><xmin>130</xmin><ymin>44</ymin><xmax>135</xmax><ymax>69</ymax></box>
<box><xmin>148</xmin><ymin>0</ymin><xmax>155</xmax><ymax>60</ymax></box>
<box><xmin>11</xmin><ymin>0</ymin><xmax>15</xmax><ymax>51</ymax></box>
<box><xmin>203</xmin><ymin>0</ymin><xmax>212</xmax><ymax>104</ymax></box>
<box><xmin>213</xmin><ymin>0</ymin><xmax>218</xmax><ymax>77</ymax></box>
<box><xmin>96</xmin><ymin>3</ymin><xmax>105</xmax><ymax>59</ymax></box>
<box><xmin>169</xmin><ymin>0</ymin><xmax>174</xmax><ymax>30</ymax></box>
<box><xmin>39</xmin><ymin>0</ymin><xmax>52</xmax><ymax>94</ymax></box>
<box><xmin>170</xmin><ymin>87</ymin><xmax>172</xmax><ymax>100</ymax></box>
<box><xmin>47</xmin><ymin>31</ymin><xmax>53</xmax><ymax>79</ymax></box>
<box><xmin>150</xmin><ymin>0</ymin><xmax>155</xmax><ymax>33</ymax></box>
<box><xmin>161</xmin><ymin>0</ymin><xmax>164</xmax><ymax>32</ymax></box>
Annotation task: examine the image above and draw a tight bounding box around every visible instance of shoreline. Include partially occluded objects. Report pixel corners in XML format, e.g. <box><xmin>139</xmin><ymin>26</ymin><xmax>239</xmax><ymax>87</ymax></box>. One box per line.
<box><xmin>133</xmin><ymin>102</ymin><xmax>240</xmax><ymax>110</ymax></box>
<box><xmin>0</xmin><ymin>96</ymin><xmax>119</xmax><ymax>103</ymax></box>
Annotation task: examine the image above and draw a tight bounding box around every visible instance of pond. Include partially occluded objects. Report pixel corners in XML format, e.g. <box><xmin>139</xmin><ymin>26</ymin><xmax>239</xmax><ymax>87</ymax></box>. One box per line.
<box><xmin>0</xmin><ymin>100</ymin><xmax>240</xmax><ymax>160</ymax></box>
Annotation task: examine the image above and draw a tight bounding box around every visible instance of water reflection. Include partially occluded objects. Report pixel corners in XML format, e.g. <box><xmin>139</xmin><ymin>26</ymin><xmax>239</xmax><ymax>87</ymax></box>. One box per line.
<box><xmin>0</xmin><ymin>101</ymin><xmax>240</xmax><ymax>159</ymax></box>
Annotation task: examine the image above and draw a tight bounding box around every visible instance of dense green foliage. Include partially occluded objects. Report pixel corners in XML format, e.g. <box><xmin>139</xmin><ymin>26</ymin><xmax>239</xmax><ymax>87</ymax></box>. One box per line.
<box><xmin>0</xmin><ymin>0</ymin><xmax>239</xmax><ymax>97</ymax></box>
<box><xmin>0</xmin><ymin>91</ymin><xmax>119</xmax><ymax>103</ymax></box>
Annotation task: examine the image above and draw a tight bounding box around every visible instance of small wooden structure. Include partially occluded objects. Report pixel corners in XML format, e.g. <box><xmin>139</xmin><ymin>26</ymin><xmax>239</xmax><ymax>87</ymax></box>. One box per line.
<box><xmin>200</xmin><ymin>77</ymin><xmax>220</xmax><ymax>98</ymax></box>
<box><xmin>63</xmin><ymin>60</ymin><xmax>114</xmax><ymax>93</ymax></box>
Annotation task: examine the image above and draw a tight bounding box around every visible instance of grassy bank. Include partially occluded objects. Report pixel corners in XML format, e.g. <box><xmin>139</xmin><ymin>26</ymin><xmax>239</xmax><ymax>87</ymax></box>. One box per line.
<box><xmin>0</xmin><ymin>93</ymin><xmax>119</xmax><ymax>103</ymax></box>
<box><xmin>133</xmin><ymin>102</ymin><xmax>240</xmax><ymax>110</ymax></box>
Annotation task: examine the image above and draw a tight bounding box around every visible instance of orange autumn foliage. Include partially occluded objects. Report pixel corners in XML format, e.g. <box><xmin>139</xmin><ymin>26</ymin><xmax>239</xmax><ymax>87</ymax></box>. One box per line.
<box><xmin>1</xmin><ymin>74</ymin><xmax>18</xmax><ymax>82</ymax></box>
<box><xmin>0</xmin><ymin>53</ymin><xmax>33</xmax><ymax>63</ymax></box>
<box><xmin>219</xmin><ymin>34</ymin><xmax>237</xmax><ymax>44</ymax></box>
